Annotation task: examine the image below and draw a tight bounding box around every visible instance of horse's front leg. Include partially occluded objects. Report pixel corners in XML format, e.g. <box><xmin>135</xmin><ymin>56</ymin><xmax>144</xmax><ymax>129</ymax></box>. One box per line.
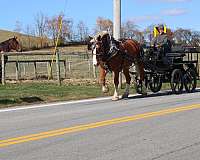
<box><xmin>112</xmin><ymin>71</ymin><xmax>120</xmax><ymax>101</ymax></box>
<box><xmin>99</xmin><ymin>66</ymin><xmax>109</xmax><ymax>93</ymax></box>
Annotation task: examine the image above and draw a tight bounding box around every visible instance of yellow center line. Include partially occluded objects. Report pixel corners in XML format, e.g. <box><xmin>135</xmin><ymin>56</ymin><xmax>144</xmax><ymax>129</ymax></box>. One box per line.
<box><xmin>1</xmin><ymin>104</ymin><xmax>200</xmax><ymax>148</ymax></box>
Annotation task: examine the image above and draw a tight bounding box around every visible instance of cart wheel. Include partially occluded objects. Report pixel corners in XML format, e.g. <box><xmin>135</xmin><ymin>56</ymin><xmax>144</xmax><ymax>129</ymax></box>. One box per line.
<box><xmin>171</xmin><ymin>69</ymin><xmax>183</xmax><ymax>94</ymax></box>
<box><xmin>149</xmin><ymin>74</ymin><xmax>162</xmax><ymax>93</ymax></box>
<box><xmin>184</xmin><ymin>68</ymin><xmax>197</xmax><ymax>93</ymax></box>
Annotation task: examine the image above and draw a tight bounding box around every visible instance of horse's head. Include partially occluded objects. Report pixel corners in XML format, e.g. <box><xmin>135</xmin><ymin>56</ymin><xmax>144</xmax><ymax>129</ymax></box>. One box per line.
<box><xmin>89</xmin><ymin>31</ymin><xmax>113</xmax><ymax>66</ymax></box>
<box><xmin>8</xmin><ymin>36</ymin><xmax>22</xmax><ymax>52</ymax></box>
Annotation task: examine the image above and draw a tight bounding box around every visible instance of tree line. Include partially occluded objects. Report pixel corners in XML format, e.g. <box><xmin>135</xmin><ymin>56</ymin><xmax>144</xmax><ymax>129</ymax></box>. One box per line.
<box><xmin>14</xmin><ymin>13</ymin><xmax>200</xmax><ymax>50</ymax></box>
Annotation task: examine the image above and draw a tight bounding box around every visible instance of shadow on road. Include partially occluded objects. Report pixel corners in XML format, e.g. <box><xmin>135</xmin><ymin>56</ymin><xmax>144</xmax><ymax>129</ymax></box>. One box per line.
<box><xmin>127</xmin><ymin>89</ymin><xmax>200</xmax><ymax>100</ymax></box>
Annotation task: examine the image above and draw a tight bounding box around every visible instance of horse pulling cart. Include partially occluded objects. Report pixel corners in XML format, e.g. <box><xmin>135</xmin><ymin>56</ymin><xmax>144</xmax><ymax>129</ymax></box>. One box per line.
<box><xmin>89</xmin><ymin>32</ymin><xmax>200</xmax><ymax>100</ymax></box>
<box><xmin>134</xmin><ymin>46</ymin><xmax>200</xmax><ymax>94</ymax></box>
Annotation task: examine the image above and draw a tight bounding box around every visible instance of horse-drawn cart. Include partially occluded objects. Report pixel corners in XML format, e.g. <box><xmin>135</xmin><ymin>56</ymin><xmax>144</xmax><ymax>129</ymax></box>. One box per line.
<box><xmin>135</xmin><ymin>46</ymin><xmax>200</xmax><ymax>94</ymax></box>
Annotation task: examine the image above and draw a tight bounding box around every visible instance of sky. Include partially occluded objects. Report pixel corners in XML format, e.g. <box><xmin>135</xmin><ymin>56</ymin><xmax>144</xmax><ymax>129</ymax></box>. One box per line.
<box><xmin>0</xmin><ymin>0</ymin><xmax>199</xmax><ymax>33</ymax></box>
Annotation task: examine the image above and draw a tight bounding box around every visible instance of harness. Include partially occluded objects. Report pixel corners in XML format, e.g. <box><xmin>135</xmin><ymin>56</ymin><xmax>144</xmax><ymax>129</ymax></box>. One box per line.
<box><xmin>105</xmin><ymin>41</ymin><xmax>142</xmax><ymax>73</ymax></box>
<box><xmin>92</xmin><ymin>35</ymin><xmax>143</xmax><ymax>72</ymax></box>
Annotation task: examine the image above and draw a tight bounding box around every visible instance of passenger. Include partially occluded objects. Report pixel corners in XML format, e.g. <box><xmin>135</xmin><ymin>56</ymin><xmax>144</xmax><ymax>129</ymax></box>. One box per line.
<box><xmin>151</xmin><ymin>24</ymin><xmax>172</xmax><ymax>59</ymax></box>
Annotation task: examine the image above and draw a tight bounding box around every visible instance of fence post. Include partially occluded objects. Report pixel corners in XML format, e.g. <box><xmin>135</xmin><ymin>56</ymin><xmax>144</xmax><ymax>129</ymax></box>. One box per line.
<box><xmin>68</xmin><ymin>61</ymin><xmax>71</xmax><ymax>72</ymax></box>
<box><xmin>23</xmin><ymin>63</ymin><xmax>26</xmax><ymax>77</ymax></box>
<box><xmin>64</xmin><ymin>60</ymin><xmax>67</xmax><ymax>78</ymax></box>
<box><xmin>15</xmin><ymin>62</ymin><xmax>19</xmax><ymax>81</ymax></box>
<box><xmin>33</xmin><ymin>62</ymin><xmax>37</xmax><ymax>79</ymax></box>
<box><xmin>56</xmin><ymin>51</ymin><xmax>61</xmax><ymax>86</ymax></box>
<box><xmin>47</xmin><ymin>61</ymin><xmax>53</xmax><ymax>79</ymax></box>
<box><xmin>1</xmin><ymin>53</ymin><xmax>5</xmax><ymax>85</ymax></box>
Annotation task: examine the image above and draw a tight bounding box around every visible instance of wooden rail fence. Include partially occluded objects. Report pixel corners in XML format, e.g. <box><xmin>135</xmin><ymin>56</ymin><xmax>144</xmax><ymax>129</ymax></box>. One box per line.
<box><xmin>1</xmin><ymin>51</ymin><xmax>97</xmax><ymax>85</ymax></box>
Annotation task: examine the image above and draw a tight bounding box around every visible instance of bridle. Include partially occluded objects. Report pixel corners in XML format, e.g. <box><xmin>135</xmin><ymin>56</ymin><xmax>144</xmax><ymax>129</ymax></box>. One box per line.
<box><xmin>92</xmin><ymin>34</ymin><xmax>120</xmax><ymax>63</ymax></box>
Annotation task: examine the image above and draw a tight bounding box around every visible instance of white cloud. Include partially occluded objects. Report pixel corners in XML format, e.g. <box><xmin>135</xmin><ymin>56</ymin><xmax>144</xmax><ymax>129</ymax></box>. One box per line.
<box><xmin>161</xmin><ymin>8</ymin><xmax>188</xmax><ymax>16</ymax></box>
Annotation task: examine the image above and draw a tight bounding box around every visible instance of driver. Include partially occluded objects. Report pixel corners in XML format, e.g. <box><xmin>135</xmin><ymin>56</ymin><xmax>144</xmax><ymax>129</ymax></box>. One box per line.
<box><xmin>151</xmin><ymin>24</ymin><xmax>172</xmax><ymax>59</ymax></box>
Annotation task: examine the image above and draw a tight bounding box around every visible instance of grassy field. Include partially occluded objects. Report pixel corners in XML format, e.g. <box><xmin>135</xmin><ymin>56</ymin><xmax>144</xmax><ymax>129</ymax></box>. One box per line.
<box><xmin>0</xmin><ymin>82</ymin><xmax>113</xmax><ymax>108</ymax></box>
<box><xmin>0</xmin><ymin>81</ymin><xmax>199</xmax><ymax>109</ymax></box>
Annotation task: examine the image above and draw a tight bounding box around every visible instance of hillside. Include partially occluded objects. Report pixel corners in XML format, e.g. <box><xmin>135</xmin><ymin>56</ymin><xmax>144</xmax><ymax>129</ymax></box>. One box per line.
<box><xmin>0</xmin><ymin>29</ymin><xmax>53</xmax><ymax>50</ymax></box>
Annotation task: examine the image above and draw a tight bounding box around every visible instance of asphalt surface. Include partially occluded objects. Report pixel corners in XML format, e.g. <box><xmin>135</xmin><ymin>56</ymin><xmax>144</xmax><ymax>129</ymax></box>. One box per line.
<box><xmin>1</xmin><ymin>90</ymin><xmax>200</xmax><ymax>160</ymax></box>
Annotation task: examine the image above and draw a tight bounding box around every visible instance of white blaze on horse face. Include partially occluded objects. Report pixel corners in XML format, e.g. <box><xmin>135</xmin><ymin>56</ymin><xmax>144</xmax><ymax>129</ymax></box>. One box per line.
<box><xmin>92</xmin><ymin>47</ymin><xmax>98</xmax><ymax>66</ymax></box>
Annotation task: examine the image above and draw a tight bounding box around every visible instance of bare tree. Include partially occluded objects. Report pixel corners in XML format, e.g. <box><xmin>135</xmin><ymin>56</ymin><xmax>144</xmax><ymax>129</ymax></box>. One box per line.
<box><xmin>121</xmin><ymin>20</ymin><xmax>137</xmax><ymax>38</ymax></box>
<box><xmin>14</xmin><ymin>21</ymin><xmax>23</xmax><ymax>33</ymax></box>
<box><xmin>24</xmin><ymin>25</ymin><xmax>35</xmax><ymax>49</ymax></box>
<box><xmin>35</xmin><ymin>12</ymin><xmax>47</xmax><ymax>48</ymax></box>
<box><xmin>46</xmin><ymin>14</ymin><xmax>73</xmax><ymax>45</ymax></box>
<box><xmin>173</xmin><ymin>28</ymin><xmax>192</xmax><ymax>45</ymax></box>
<box><xmin>77</xmin><ymin>21</ymin><xmax>89</xmax><ymax>41</ymax></box>
<box><xmin>143</xmin><ymin>24</ymin><xmax>156</xmax><ymax>43</ymax></box>
<box><xmin>95</xmin><ymin>17</ymin><xmax>113</xmax><ymax>33</ymax></box>
<box><xmin>191</xmin><ymin>31</ymin><xmax>200</xmax><ymax>46</ymax></box>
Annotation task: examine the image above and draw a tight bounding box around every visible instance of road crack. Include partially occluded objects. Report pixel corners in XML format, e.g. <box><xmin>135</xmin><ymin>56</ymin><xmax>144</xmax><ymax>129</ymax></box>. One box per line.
<box><xmin>150</xmin><ymin>141</ymin><xmax>200</xmax><ymax>160</ymax></box>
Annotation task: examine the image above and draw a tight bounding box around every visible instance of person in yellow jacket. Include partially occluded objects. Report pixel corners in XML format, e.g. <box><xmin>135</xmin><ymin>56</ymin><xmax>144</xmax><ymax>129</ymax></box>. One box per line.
<box><xmin>151</xmin><ymin>25</ymin><xmax>172</xmax><ymax>64</ymax></box>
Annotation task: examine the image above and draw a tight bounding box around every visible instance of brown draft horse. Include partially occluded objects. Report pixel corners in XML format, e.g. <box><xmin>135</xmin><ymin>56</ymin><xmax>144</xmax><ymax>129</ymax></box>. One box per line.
<box><xmin>0</xmin><ymin>37</ymin><xmax>21</xmax><ymax>81</ymax></box>
<box><xmin>0</xmin><ymin>36</ymin><xmax>21</xmax><ymax>53</ymax></box>
<box><xmin>89</xmin><ymin>32</ymin><xmax>147</xmax><ymax>101</ymax></box>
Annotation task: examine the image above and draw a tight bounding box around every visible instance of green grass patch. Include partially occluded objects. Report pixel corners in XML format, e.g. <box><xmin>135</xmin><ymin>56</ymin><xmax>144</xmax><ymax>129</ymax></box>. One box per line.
<box><xmin>0</xmin><ymin>80</ymin><xmax>200</xmax><ymax>109</ymax></box>
<box><xmin>0</xmin><ymin>83</ymin><xmax>103</xmax><ymax>108</ymax></box>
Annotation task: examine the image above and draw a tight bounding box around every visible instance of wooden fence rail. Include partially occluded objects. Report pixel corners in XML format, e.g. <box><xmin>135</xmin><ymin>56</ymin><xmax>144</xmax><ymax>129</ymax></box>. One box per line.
<box><xmin>1</xmin><ymin>51</ymin><xmax>63</xmax><ymax>85</ymax></box>
<box><xmin>1</xmin><ymin>51</ymin><xmax>96</xmax><ymax>85</ymax></box>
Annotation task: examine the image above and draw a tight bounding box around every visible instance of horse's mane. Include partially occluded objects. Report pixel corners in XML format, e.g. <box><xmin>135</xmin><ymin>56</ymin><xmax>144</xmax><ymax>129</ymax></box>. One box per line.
<box><xmin>94</xmin><ymin>31</ymin><xmax>109</xmax><ymax>40</ymax></box>
<box><xmin>0</xmin><ymin>37</ymin><xmax>19</xmax><ymax>52</ymax></box>
<box><xmin>0</xmin><ymin>38</ymin><xmax>14</xmax><ymax>45</ymax></box>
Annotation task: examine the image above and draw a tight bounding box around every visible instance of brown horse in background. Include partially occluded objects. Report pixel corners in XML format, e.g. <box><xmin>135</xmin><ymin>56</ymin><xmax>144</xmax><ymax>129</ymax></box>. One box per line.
<box><xmin>0</xmin><ymin>37</ymin><xmax>21</xmax><ymax>53</ymax></box>
<box><xmin>0</xmin><ymin>37</ymin><xmax>21</xmax><ymax>81</ymax></box>
<box><xmin>89</xmin><ymin>32</ymin><xmax>147</xmax><ymax>101</ymax></box>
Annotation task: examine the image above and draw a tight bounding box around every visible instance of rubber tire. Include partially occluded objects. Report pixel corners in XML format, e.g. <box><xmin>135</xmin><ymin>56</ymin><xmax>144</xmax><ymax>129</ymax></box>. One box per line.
<box><xmin>184</xmin><ymin>68</ymin><xmax>197</xmax><ymax>93</ymax></box>
<box><xmin>170</xmin><ymin>69</ymin><xmax>183</xmax><ymax>94</ymax></box>
<box><xmin>149</xmin><ymin>74</ymin><xmax>162</xmax><ymax>93</ymax></box>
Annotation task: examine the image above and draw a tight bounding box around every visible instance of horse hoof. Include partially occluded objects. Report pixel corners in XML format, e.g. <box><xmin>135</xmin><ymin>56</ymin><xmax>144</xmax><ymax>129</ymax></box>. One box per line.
<box><xmin>142</xmin><ymin>92</ymin><xmax>147</xmax><ymax>96</ymax></box>
<box><xmin>122</xmin><ymin>93</ymin><xmax>129</xmax><ymax>99</ymax></box>
<box><xmin>112</xmin><ymin>96</ymin><xmax>119</xmax><ymax>101</ymax></box>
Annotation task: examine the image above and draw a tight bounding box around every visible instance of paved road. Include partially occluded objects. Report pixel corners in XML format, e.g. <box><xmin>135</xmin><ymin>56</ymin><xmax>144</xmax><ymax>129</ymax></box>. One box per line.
<box><xmin>1</xmin><ymin>90</ymin><xmax>200</xmax><ymax>160</ymax></box>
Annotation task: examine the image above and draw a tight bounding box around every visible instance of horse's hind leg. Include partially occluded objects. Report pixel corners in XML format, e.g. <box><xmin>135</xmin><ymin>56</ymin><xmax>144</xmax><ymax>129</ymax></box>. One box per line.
<box><xmin>112</xmin><ymin>71</ymin><xmax>120</xmax><ymax>101</ymax></box>
<box><xmin>122</xmin><ymin>67</ymin><xmax>131</xmax><ymax>99</ymax></box>
<box><xmin>135</xmin><ymin>62</ymin><xmax>147</xmax><ymax>95</ymax></box>
<box><xmin>99</xmin><ymin>66</ymin><xmax>109</xmax><ymax>93</ymax></box>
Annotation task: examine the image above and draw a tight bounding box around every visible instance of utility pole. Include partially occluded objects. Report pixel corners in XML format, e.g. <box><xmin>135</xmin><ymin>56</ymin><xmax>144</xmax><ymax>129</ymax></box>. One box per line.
<box><xmin>113</xmin><ymin>0</ymin><xmax>121</xmax><ymax>40</ymax></box>
<box><xmin>113</xmin><ymin>0</ymin><xmax>122</xmax><ymax>88</ymax></box>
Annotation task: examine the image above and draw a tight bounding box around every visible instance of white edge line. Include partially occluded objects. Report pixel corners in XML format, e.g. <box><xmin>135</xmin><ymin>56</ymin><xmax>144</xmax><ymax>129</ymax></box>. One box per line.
<box><xmin>0</xmin><ymin>87</ymin><xmax>199</xmax><ymax>113</ymax></box>
<box><xmin>0</xmin><ymin>96</ymin><xmax>113</xmax><ymax>113</ymax></box>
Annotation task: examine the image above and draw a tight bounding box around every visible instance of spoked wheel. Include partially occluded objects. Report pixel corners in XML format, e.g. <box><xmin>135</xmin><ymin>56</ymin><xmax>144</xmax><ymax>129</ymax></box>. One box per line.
<box><xmin>183</xmin><ymin>68</ymin><xmax>197</xmax><ymax>93</ymax></box>
<box><xmin>149</xmin><ymin>74</ymin><xmax>162</xmax><ymax>93</ymax></box>
<box><xmin>170</xmin><ymin>69</ymin><xmax>183</xmax><ymax>94</ymax></box>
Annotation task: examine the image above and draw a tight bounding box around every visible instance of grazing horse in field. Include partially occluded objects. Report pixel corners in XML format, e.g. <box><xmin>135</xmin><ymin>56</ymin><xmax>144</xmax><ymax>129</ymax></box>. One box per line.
<box><xmin>89</xmin><ymin>32</ymin><xmax>147</xmax><ymax>101</ymax></box>
<box><xmin>0</xmin><ymin>37</ymin><xmax>21</xmax><ymax>53</ymax></box>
